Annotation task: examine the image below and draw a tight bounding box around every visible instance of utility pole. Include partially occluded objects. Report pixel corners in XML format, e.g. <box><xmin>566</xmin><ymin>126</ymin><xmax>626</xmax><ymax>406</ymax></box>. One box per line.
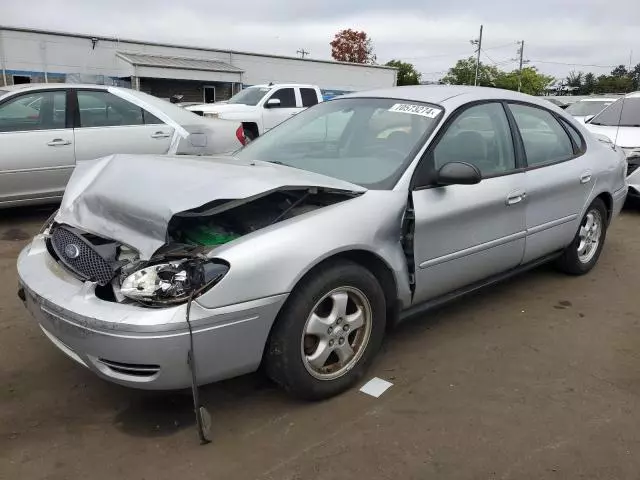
<box><xmin>515</xmin><ymin>40</ymin><xmax>529</xmax><ymax>92</ymax></box>
<box><xmin>470</xmin><ymin>25</ymin><xmax>483</xmax><ymax>86</ymax></box>
<box><xmin>297</xmin><ymin>48</ymin><xmax>309</xmax><ymax>59</ymax></box>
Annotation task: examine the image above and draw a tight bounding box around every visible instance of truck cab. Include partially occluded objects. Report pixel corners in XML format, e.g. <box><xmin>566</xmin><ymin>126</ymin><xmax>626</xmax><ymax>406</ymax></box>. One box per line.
<box><xmin>187</xmin><ymin>84</ymin><xmax>323</xmax><ymax>141</ymax></box>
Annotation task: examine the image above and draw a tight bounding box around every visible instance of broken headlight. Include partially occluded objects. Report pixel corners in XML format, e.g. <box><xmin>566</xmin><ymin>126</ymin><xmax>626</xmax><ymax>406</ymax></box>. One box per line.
<box><xmin>120</xmin><ymin>258</ymin><xmax>229</xmax><ymax>305</ymax></box>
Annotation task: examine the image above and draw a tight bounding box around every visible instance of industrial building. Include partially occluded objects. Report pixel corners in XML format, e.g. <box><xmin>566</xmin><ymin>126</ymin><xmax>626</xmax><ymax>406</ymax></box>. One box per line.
<box><xmin>0</xmin><ymin>26</ymin><xmax>396</xmax><ymax>102</ymax></box>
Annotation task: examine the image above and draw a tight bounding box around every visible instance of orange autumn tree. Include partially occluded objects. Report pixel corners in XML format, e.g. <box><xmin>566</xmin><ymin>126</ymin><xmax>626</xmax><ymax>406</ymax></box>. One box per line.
<box><xmin>330</xmin><ymin>29</ymin><xmax>376</xmax><ymax>64</ymax></box>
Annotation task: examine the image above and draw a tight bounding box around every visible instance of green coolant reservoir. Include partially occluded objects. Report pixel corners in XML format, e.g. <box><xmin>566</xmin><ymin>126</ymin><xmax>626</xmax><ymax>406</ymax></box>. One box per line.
<box><xmin>183</xmin><ymin>225</ymin><xmax>240</xmax><ymax>246</ymax></box>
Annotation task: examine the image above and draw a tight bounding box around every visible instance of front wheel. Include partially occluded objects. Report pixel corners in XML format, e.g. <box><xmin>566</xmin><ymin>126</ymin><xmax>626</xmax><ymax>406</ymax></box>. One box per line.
<box><xmin>555</xmin><ymin>198</ymin><xmax>608</xmax><ymax>275</ymax></box>
<box><xmin>265</xmin><ymin>261</ymin><xmax>386</xmax><ymax>400</ymax></box>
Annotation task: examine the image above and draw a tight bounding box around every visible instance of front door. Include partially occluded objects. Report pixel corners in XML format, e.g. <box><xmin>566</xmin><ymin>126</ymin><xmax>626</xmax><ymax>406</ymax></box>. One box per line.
<box><xmin>411</xmin><ymin>102</ymin><xmax>527</xmax><ymax>303</ymax></box>
<box><xmin>262</xmin><ymin>87</ymin><xmax>300</xmax><ymax>132</ymax></box>
<box><xmin>0</xmin><ymin>89</ymin><xmax>74</xmax><ymax>205</ymax></box>
<box><xmin>73</xmin><ymin>90</ymin><xmax>174</xmax><ymax>161</ymax></box>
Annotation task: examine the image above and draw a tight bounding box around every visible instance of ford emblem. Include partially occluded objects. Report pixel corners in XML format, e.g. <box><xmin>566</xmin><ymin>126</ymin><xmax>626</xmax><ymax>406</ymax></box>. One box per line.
<box><xmin>64</xmin><ymin>244</ymin><xmax>81</xmax><ymax>259</ymax></box>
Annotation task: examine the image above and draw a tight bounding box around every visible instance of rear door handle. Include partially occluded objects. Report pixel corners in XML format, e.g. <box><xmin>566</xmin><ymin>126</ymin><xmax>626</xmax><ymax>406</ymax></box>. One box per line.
<box><xmin>506</xmin><ymin>191</ymin><xmax>526</xmax><ymax>206</ymax></box>
<box><xmin>580</xmin><ymin>171</ymin><xmax>592</xmax><ymax>184</ymax></box>
<box><xmin>150</xmin><ymin>131</ymin><xmax>171</xmax><ymax>138</ymax></box>
<box><xmin>47</xmin><ymin>138</ymin><xmax>71</xmax><ymax>146</ymax></box>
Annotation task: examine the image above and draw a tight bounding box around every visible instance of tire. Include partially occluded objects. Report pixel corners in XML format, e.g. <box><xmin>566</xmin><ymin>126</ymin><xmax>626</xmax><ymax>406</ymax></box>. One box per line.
<box><xmin>265</xmin><ymin>261</ymin><xmax>386</xmax><ymax>400</ymax></box>
<box><xmin>555</xmin><ymin>198</ymin><xmax>608</xmax><ymax>275</ymax></box>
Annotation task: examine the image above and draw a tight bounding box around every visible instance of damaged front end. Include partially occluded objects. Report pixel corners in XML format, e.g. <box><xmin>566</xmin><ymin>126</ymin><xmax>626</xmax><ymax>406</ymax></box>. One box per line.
<box><xmin>44</xmin><ymin>186</ymin><xmax>358</xmax><ymax>307</ymax></box>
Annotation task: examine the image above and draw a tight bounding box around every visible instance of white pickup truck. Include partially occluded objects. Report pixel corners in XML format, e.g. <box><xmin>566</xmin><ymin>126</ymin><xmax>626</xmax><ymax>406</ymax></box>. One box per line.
<box><xmin>187</xmin><ymin>84</ymin><xmax>323</xmax><ymax>141</ymax></box>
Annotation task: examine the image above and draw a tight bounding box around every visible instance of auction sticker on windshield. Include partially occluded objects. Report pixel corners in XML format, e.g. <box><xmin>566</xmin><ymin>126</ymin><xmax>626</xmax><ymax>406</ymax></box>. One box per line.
<box><xmin>388</xmin><ymin>103</ymin><xmax>441</xmax><ymax>118</ymax></box>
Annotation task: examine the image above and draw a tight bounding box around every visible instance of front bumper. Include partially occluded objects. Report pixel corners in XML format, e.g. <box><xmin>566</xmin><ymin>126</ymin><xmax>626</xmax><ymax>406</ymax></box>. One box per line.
<box><xmin>17</xmin><ymin>235</ymin><xmax>287</xmax><ymax>390</ymax></box>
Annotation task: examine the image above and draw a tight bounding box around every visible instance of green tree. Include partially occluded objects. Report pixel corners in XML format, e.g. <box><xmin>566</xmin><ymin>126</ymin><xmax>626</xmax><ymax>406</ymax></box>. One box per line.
<box><xmin>595</xmin><ymin>74</ymin><xmax>633</xmax><ymax>93</ymax></box>
<box><xmin>385</xmin><ymin>60</ymin><xmax>421</xmax><ymax>86</ymax></box>
<box><xmin>630</xmin><ymin>63</ymin><xmax>640</xmax><ymax>90</ymax></box>
<box><xmin>565</xmin><ymin>71</ymin><xmax>583</xmax><ymax>91</ymax></box>
<box><xmin>582</xmin><ymin>72</ymin><xmax>596</xmax><ymax>94</ymax></box>
<box><xmin>611</xmin><ymin>65</ymin><xmax>628</xmax><ymax>77</ymax></box>
<box><xmin>441</xmin><ymin>57</ymin><xmax>500</xmax><ymax>86</ymax></box>
<box><xmin>494</xmin><ymin>67</ymin><xmax>554</xmax><ymax>95</ymax></box>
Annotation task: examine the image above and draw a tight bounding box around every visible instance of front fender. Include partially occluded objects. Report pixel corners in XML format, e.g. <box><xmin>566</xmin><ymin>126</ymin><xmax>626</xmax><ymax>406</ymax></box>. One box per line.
<box><xmin>195</xmin><ymin>190</ymin><xmax>411</xmax><ymax>309</ymax></box>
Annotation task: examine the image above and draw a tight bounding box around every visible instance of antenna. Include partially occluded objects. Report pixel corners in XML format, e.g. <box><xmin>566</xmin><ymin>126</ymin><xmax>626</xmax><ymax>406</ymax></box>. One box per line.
<box><xmin>297</xmin><ymin>48</ymin><xmax>309</xmax><ymax>59</ymax></box>
<box><xmin>613</xmin><ymin>93</ymin><xmax>627</xmax><ymax>148</ymax></box>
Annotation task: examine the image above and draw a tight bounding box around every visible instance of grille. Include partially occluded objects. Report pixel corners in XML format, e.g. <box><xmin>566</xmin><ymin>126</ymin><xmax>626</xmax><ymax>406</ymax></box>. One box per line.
<box><xmin>49</xmin><ymin>226</ymin><xmax>114</xmax><ymax>285</ymax></box>
<box><xmin>98</xmin><ymin>359</ymin><xmax>160</xmax><ymax>377</ymax></box>
<box><xmin>192</xmin><ymin>110</ymin><xmax>204</xmax><ymax>116</ymax></box>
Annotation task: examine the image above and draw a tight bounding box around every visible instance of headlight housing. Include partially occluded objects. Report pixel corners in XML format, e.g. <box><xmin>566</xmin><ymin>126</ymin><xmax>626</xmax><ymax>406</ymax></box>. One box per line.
<box><xmin>39</xmin><ymin>209</ymin><xmax>59</xmax><ymax>234</ymax></box>
<box><xmin>204</xmin><ymin>112</ymin><xmax>219</xmax><ymax>119</ymax></box>
<box><xmin>120</xmin><ymin>258</ymin><xmax>229</xmax><ymax>305</ymax></box>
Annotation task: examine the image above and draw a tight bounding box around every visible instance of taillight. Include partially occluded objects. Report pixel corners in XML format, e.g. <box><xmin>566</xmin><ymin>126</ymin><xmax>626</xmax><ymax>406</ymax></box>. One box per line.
<box><xmin>236</xmin><ymin>126</ymin><xmax>246</xmax><ymax>146</ymax></box>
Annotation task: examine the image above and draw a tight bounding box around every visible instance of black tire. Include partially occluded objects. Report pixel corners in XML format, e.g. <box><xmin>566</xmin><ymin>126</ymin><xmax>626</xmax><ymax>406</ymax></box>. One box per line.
<box><xmin>265</xmin><ymin>261</ymin><xmax>386</xmax><ymax>400</ymax></box>
<box><xmin>555</xmin><ymin>198</ymin><xmax>608</xmax><ymax>275</ymax></box>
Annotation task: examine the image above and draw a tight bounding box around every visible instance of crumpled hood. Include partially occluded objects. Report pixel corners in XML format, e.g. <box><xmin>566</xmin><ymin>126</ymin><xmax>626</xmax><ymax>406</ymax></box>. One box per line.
<box><xmin>55</xmin><ymin>154</ymin><xmax>365</xmax><ymax>259</ymax></box>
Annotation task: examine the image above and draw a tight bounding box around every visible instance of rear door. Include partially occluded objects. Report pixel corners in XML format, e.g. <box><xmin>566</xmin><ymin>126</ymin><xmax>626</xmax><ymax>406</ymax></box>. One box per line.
<box><xmin>261</xmin><ymin>87</ymin><xmax>299</xmax><ymax>131</ymax></box>
<box><xmin>411</xmin><ymin>102</ymin><xmax>526</xmax><ymax>303</ymax></box>
<box><xmin>507</xmin><ymin>102</ymin><xmax>593</xmax><ymax>263</ymax></box>
<box><xmin>72</xmin><ymin>89</ymin><xmax>175</xmax><ymax>161</ymax></box>
<box><xmin>0</xmin><ymin>89</ymin><xmax>74</xmax><ymax>205</ymax></box>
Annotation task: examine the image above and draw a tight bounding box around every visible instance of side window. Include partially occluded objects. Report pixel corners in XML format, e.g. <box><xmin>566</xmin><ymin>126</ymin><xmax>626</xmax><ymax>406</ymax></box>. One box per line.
<box><xmin>559</xmin><ymin>117</ymin><xmax>585</xmax><ymax>152</ymax></box>
<box><xmin>509</xmin><ymin>104</ymin><xmax>574</xmax><ymax>166</ymax></box>
<box><xmin>433</xmin><ymin>102</ymin><xmax>516</xmax><ymax>177</ymax></box>
<box><xmin>267</xmin><ymin>88</ymin><xmax>296</xmax><ymax>108</ymax></box>
<box><xmin>77</xmin><ymin>91</ymin><xmax>144</xmax><ymax>127</ymax></box>
<box><xmin>300</xmin><ymin>88</ymin><xmax>319</xmax><ymax>107</ymax></box>
<box><xmin>142</xmin><ymin>110</ymin><xmax>164</xmax><ymax>125</ymax></box>
<box><xmin>0</xmin><ymin>90</ymin><xmax>66</xmax><ymax>132</ymax></box>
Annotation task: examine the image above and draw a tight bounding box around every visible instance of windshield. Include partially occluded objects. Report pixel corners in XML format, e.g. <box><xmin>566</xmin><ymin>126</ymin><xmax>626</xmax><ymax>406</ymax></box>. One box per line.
<box><xmin>227</xmin><ymin>87</ymin><xmax>271</xmax><ymax>106</ymax></box>
<box><xmin>236</xmin><ymin>97</ymin><xmax>443</xmax><ymax>189</ymax></box>
<box><xmin>590</xmin><ymin>97</ymin><xmax>640</xmax><ymax>127</ymax></box>
<box><xmin>566</xmin><ymin>100</ymin><xmax>614</xmax><ymax>116</ymax></box>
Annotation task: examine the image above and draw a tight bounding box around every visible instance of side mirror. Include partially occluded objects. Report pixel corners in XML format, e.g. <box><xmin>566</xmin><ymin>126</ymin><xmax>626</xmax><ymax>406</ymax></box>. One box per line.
<box><xmin>265</xmin><ymin>98</ymin><xmax>281</xmax><ymax>109</ymax></box>
<box><xmin>584</xmin><ymin>114</ymin><xmax>595</xmax><ymax>123</ymax></box>
<box><xmin>436</xmin><ymin>162</ymin><xmax>482</xmax><ymax>186</ymax></box>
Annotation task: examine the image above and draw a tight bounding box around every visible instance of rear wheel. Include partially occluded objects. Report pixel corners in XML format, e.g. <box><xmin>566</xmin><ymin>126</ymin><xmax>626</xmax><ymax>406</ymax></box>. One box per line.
<box><xmin>265</xmin><ymin>261</ymin><xmax>386</xmax><ymax>400</ymax></box>
<box><xmin>555</xmin><ymin>198</ymin><xmax>607</xmax><ymax>275</ymax></box>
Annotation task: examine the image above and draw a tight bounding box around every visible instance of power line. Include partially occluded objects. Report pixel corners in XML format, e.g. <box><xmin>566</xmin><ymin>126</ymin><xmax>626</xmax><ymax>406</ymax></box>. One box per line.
<box><xmin>529</xmin><ymin>60</ymin><xmax>617</xmax><ymax>69</ymax></box>
<box><xmin>296</xmin><ymin>48</ymin><xmax>309</xmax><ymax>59</ymax></box>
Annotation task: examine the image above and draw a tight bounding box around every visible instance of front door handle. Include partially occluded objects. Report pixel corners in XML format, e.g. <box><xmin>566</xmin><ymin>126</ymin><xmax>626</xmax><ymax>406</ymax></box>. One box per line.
<box><xmin>150</xmin><ymin>131</ymin><xmax>171</xmax><ymax>138</ymax></box>
<box><xmin>506</xmin><ymin>191</ymin><xmax>526</xmax><ymax>206</ymax></box>
<box><xmin>580</xmin><ymin>171</ymin><xmax>592</xmax><ymax>184</ymax></box>
<box><xmin>47</xmin><ymin>138</ymin><xmax>71</xmax><ymax>146</ymax></box>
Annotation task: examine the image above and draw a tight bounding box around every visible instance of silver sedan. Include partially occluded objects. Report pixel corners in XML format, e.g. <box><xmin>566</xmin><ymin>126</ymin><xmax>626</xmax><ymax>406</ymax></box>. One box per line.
<box><xmin>18</xmin><ymin>86</ymin><xmax>627</xmax><ymax>400</ymax></box>
<box><xmin>0</xmin><ymin>84</ymin><xmax>245</xmax><ymax>208</ymax></box>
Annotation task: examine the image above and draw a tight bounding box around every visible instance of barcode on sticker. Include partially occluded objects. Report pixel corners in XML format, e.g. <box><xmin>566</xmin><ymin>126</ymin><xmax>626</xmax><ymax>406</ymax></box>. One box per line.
<box><xmin>388</xmin><ymin>103</ymin><xmax>441</xmax><ymax>118</ymax></box>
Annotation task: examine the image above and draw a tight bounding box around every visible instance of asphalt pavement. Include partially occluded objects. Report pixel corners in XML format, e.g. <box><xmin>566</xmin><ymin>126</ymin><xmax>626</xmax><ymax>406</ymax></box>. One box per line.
<box><xmin>2</xmin><ymin>206</ymin><xmax>640</xmax><ymax>480</ymax></box>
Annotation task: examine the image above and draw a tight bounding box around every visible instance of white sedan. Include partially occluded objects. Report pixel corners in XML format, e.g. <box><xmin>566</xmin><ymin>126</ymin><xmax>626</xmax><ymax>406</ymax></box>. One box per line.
<box><xmin>0</xmin><ymin>84</ymin><xmax>245</xmax><ymax>207</ymax></box>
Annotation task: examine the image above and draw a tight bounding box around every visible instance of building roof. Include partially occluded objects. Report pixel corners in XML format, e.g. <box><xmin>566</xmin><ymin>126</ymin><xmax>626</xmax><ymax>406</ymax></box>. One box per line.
<box><xmin>1</xmin><ymin>25</ymin><xmax>396</xmax><ymax>71</ymax></box>
<box><xmin>116</xmin><ymin>52</ymin><xmax>243</xmax><ymax>73</ymax></box>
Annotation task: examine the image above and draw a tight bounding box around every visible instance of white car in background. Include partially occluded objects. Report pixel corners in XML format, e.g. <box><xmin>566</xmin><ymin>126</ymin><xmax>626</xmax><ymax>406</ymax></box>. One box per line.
<box><xmin>565</xmin><ymin>96</ymin><xmax>620</xmax><ymax>123</ymax></box>
<box><xmin>585</xmin><ymin>92</ymin><xmax>640</xmax><ymax>201</ymax></box>
<box><xmin>0</xmin><ymin>84</ymin><xmax>245</xmax><ymax>207</ymax></box>
<box><xmin>187</xmin><ymin>84</ymin><xmax>324</xmax><ymax>141</ymax></box>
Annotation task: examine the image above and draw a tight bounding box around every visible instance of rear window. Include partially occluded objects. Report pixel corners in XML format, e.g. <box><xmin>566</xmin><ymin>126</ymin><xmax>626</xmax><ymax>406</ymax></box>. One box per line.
<box><xmin>300</xmin><ymin>88</ymin><xmax>319</xmax><ymax>107</ymax></box>
<box><xmin>566</xmin><ymin>100</ymin><xmax>614</xmax><ymax>117</ymax></box>
<box><xmin>590</xmin><ymin>97</ymin><xmax>640</xmax><ymax>127</ymax></box>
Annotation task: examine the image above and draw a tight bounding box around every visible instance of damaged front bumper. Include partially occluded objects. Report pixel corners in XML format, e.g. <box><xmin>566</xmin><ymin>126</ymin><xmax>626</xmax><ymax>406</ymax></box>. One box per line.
<box><xmin>17</xmin><ymin>235</ymin><xmax>287</xmax><ymax>390</ymax></box>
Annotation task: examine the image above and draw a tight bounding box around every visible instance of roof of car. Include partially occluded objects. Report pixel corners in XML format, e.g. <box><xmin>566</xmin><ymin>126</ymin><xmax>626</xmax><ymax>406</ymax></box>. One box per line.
<box><xmin>248</xmin><ymin>84</ymin><xmax>318</xmax><ymax>89</ymax></box>
<box><xmin>342</xmin><ymin>85</ymin><xmax>559</xmax><ymax>109</ymax></box>
<box><xmin>0</xmin><ymin>83</ymin><xmax>115</xmax><ymax>93</ymax></box>
<box><xmin>578</xmin><ymin>97</ymin><xmax>620</xmax><ymax>102</ymax></box>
